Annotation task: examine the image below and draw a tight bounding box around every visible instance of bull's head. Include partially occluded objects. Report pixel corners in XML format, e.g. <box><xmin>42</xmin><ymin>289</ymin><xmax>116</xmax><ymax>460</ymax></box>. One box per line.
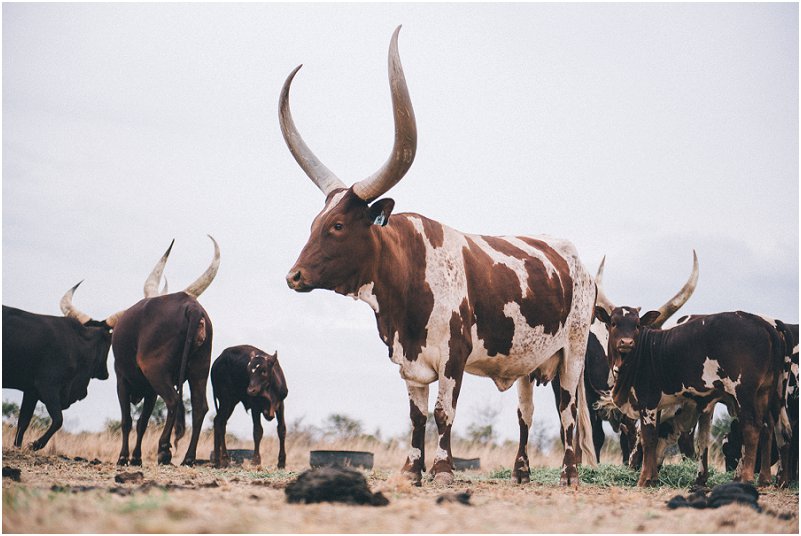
<box><xmin>280</xmin><ymin>26</ymin><xmax>416</xmax><ymax>295</ymax></box>
<box><xmin>246</xmin><ymin>350</ymin><xmax>285</xmax><ymax>419</ymax></box>
<box><xmin>59</xmin><ymin>282</ymin><xmax>115</xmax><ymax>380</ymax></box>
<box><xmin>593</xmin><ymin>251</ymin><xmax>699</xmax><ymax>370</ymax></box>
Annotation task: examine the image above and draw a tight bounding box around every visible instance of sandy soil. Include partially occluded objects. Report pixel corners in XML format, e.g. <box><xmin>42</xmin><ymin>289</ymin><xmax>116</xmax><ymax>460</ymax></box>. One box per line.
<box><xmin>2</xmin><ymin>447</ymin><xmax>798</xmax><ymax>534</ymax></box>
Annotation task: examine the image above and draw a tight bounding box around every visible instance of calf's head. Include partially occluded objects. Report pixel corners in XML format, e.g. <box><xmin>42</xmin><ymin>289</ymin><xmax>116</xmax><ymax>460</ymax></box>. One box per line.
<box><xmin>280</xmin><ymin>27</ymin><xmax>416</xmax><ymax>295</ymax></box>
<box><xmin>595</xmin><ymin>306</ymin><xmax>661</xmax><ymax>369</ymax></box>
<box><xmin>247</xmin><ymin>350</ymin><xmax>286</xmax><ymax>418</ymax></box>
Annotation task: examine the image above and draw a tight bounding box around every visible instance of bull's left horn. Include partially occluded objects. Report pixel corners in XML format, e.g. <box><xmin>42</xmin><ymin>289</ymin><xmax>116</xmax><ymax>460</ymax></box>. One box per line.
<box><xmin>594</xmin><ymin>255</ymin><xmax>615</xmax><ymax>315</ymax></box>
<box><xmin>279</xmin><ymin>65</ymin><xmax>347</xmax><ymax>197</ymax></box>
<box><xmin>651</xmin><ymin>250</ymin><xmax>699</xmax><ymax>328</ymax></box>
<box><xmin>60</xmin><ymin>281</ymin><xmax>92</xmax><ymax>324</ymax></box>
<box><xmin>144</xmin><ymin>239</ymin><xmax>174</xmax><ymax>298</ymax></box>
<box><xmin>183</xmin><ymin>235</ymin><xmax>220</xmax><ymax>298</ymax></box>
<box><xmin>351</xmin><ymin>25</ymin><xmax>418</xmax><ymax>202</ymax></box>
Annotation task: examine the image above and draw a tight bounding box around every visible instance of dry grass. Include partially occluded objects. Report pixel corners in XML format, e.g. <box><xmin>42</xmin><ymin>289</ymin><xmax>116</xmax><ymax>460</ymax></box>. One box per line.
<box><xmin>3</xmin><ymin>426</ymin><xmax>798</xmax><ymax>533</ymax></box>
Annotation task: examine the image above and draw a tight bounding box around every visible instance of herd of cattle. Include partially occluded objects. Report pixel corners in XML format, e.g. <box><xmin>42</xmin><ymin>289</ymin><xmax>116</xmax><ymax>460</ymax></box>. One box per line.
<box><xmin>3</xmin><ymin>26</ymin><xmax>798</xmax><ymax>490</ymax></box>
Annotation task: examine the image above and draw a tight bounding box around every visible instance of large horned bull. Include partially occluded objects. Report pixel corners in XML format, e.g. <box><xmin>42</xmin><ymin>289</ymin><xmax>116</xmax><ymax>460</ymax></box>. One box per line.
<box><xmin>280</xmin><ymin>26</ymin><xmax>597</xmax><ymax>485</ymax></box>
<box><xmin>112</xmin><ymin>236</ymin><xmax>219</xmax><ymax>466</ymax></box>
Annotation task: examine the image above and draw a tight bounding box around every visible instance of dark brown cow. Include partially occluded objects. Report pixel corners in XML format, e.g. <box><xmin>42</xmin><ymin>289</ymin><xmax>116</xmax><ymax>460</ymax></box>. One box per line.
<box><xmin>548</xmin><ymin>253</ymin><xmax>698</xmax><ymax>465</ymax></box>
<box><xmin>279</xmin><ymin>26</ymin><xmax>597</xmax><ymax>486</ymax></box>
<box><xmin>211</xmin><ymin>345</ymin><xmax>288</xmax><ymax>468</ymax></box>
<box><xmin>2</xmin><ymin>283</ymin><xmax>123</xmax><ymax>450</ymax></box>
<box><xmin>112</xmin><ymin>236</ymin><xmax>219</xmax><ymax>466</ymax></box>
<box><xmin>595</xmin><ymin>307</ymin><xmax>786</xmax><ymax>486</ymax></box>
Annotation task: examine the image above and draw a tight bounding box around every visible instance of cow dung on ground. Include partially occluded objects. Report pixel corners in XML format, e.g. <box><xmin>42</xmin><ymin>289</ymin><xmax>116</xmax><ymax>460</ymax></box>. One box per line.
<box><xmin>667</xmin><ymin>482</ymin><xmax>761</xmax><ymax>512</ymax></box>
<box><xmin>3</xmin><ymin>466</ymin><xmax>22</xmax><ymax>482</ymax></box>
<box><xmin>284</xmin><ymin>466</ymin><xmax>388</xmax><ymax>506</ymax></box>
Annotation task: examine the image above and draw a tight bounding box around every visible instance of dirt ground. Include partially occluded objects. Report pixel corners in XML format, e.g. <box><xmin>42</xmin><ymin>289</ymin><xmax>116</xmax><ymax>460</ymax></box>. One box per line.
<box><xmin>2</xmin><ymin>447</ymin><xmax>798</xmax><ymax>534</ymax></box>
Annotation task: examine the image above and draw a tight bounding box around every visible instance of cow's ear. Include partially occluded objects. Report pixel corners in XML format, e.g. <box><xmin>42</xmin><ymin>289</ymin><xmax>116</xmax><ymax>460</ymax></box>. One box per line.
<box><xmin>368</xmin><ymin>198</ymin><xmax>395</xmax><ymax>227</ymax></box>
<box><xmin>595</xmin><ymin>306</ymin><xmax>611</xmax><ymax>325</ymax></box>
<box><xmin>640</xmin><ymin>310</ymin><xmax>661</xmax><ymax>326</ymax></box>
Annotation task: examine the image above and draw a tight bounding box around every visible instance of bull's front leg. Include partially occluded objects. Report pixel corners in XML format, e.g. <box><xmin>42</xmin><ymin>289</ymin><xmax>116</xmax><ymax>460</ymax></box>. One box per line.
<box><xmin>694</xmin><ymin>412</ymin><xmax>712</xmax><ymax>486</ymax></box>
<box><xmin>638</xmin><ymin>408</ymin><xmax>660</xmax><ymax>487</ymax></box>
<box><xmin>555</xmin><ymin>358</ymin><xmax>583</xmax><ymax>486</ymax></box>
<box><xmin>401</xmin><ymin>382</ymin><xmax>429</xmax><ymax>485</ymax></box>
<box><xmin>514</xmin><ymin>376</ymin><xmax>534</xmax><ymax>484</ymax></box>
<box><xmin>430</xmin><ymin>363</ymin><xmax>465</xmax><ymax>486</ymax></box>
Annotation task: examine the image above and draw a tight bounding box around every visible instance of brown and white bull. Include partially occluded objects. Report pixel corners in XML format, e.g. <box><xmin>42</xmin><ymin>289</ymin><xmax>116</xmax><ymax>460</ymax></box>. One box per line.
<box><xmin>279</xmin><ymin>26</ymin><xmax>596</xmax><ymax>485</ymax></box>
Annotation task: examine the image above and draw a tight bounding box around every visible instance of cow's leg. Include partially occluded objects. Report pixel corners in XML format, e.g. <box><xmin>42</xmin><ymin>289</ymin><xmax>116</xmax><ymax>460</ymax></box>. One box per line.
<box><xmin>276</xmin><ymin>403</ymin><xmax>287</xmax><ymax>469</ymax></box>
<box><xmin>694</xmin><ymin>412</ymin><xmax>712</xmax><ymax>485</ymax></box>
<box><xmin>29</xmin><ymin>390</ymin><xmax>62</xmax><ymax>450</ymax></box>
<box><xmin>757</xmin><ymin>412</ymin><xmax>775</xmax><ymax>486</ymax></box>
<box><xmin>735</xmin><ymin>392</ymin><xmax>768</xmax><ymax>484</ymax></box>
<box><xmin>589</xmin><ymin>396</ymin><xmax>605</xmax><ymax>464</ymax></box>
<box><xmin>638</xmin><ymin>409</ymin><xmax>659</xmax><ymax>487</ymax></box>
<box><xmin>513</xmin><ymin>376</ymin><xmax>534</xmax><ymax>484</ymax></box>
<box><xmin>116</xmin><ymin>381</ymin><xmax>133</xmax><ymax>465</ymax></box>
<box><xmin>556</xmin><ymin>350</ymin><xmax>583</xmax><ymax>486</ymax></box>
<box><xmin>14</xmin><ymin>391</ymin><xmax>37</xmax><ymax>448</ymax></box>
<box><xmin>130</xmin><ymin>393</ymin><xmax>156</xmax><ymax>466</ymax></box>
<box><xmin>251</xmin><ymin>407</ymin><xmax>264</xmax><ymax>467</ymax></box>
<box><xmin>181</xmin><ymin>359</ymin><xmax>210</xmax><ymax>466</ymax></box>
<box><xmin>144</xmin><ymin>370</ymin><xmax>181</xmax><ymax>465</ymax></box>
<box><xmin>212</xmin><ymin>397</ymin><xmax>236</xmax><ymax>468</ymax></box>
<box><xmin>430</xmin><ymin>367</ymin><xmax>465</xmax><ymax>486</ymax></box>
<box><xmin>401</xmin><ymin>382</ymin><xmax>429</xmax><ymax>485</ymax></box>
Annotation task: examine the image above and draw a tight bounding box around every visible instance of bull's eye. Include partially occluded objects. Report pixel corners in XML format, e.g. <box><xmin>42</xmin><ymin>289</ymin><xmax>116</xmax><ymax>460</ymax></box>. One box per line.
<box><xmin>611</xmin><ymin>322</ymin><xmax>616</xmax><ymax>328</ymax></box>
<box><xmin>261</xmin><ymin>370</ymin><xmax>268</xmax><ymax>376</ymax></box>
<box><xmin>333</xmin><ymin>223</ymin><xmax>344</xmax><ymax>231</ymax></box>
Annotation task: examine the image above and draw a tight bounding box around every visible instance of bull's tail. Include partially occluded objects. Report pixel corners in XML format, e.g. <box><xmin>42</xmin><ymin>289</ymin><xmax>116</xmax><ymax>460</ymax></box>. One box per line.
<box><xmin>576</xmin><ymin>372</ymin><xmax>598</xmax><ymax>467</ymax></box>
<box><xmin>174</xmin><ymin>307</ymin><xmax>205</xmax><ymax>445</ymax></box>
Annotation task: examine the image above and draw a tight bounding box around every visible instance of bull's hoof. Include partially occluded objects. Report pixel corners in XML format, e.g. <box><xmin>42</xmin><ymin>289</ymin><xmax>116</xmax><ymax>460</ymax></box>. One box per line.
<box><xmin>181</xmin><ymin>458</ymin><xmax>196</xmax><ymax>467</ymax></box>
<box><xmin>514</xmin><ymin>470</ymin><xmax>531</xmax><ymax>484</ymax></box>
<box><xmin>559</xmin><ymin>467</ymin><xmax>580</xmax><ymax>487</ymax></box>
<box><xmin>433</xmin><ymin>472</ymin><xmax>455</xmax><ymax>486</ymax></box>
<box><xmin>277</xmin><ymin>461</ymin><xmax>286</xmax><ymax>470</ymax></box>
<box><xmin>30</xmin><ymin>439</ymin><xmax>46</xmax><ymax>451</ymax></box>
<box><xmin>637</xmin><ymin>476</ymin><xmax>659</xmax><ymax>487</ymax></box>
<box><xmin>130</xmin><ymin>458</ymin><xmax>142</xmax><ymax>467</ymax></box>
<box><xmin>757</xmin><ymin>476</ymin><xmax>773</xmax><ymax>487</ymax></box>
<box><xmin>252</xmin><ymin>456</ymin><xmax>262</xmax><ymax>467</ymax></box>
<box><xmin>116</xmin><ymin>457</ymin><xmax>129</xmax><ymax>466</ymax></box>
<box><xmin>402</xmin><ymin>470</ymin><xmax>423</xmax><ymax>487</ymax></box>
<box><xmin>157</xmin><ymin>451</ymin><xmax>172</xmax><ymax>465</ymax></box>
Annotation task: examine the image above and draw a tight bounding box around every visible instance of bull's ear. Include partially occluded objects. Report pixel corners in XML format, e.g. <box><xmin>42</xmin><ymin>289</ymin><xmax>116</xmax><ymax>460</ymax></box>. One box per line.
<box><xmin>368</xmin><ymin>198</ymin><xmax>395</xmax><ymax>227</ymax></box>
<box><xmin>595</xmin><ymin>306</ymin><xmax>611</xmax><ymax>325</ymax></box>
<box><xmin>640</xmin><ymin>310</ymin><xmax>661</xmax><ymax>326</ymax></box>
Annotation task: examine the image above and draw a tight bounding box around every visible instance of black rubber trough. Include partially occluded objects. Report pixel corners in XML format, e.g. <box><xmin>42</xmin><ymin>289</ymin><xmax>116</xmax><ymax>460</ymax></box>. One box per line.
<box><xmin>309</xmin><ymin>450</ymin><xmax>374</xmax><ymax>470</ymax></box>
<box><xmin>453</xmin><ymin>457</ymin><xmax>481</xmax><ymax>470</ymax></box>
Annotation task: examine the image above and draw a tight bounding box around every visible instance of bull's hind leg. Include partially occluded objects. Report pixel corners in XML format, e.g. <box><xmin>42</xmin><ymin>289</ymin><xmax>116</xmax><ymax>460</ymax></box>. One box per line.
<box><xmin>30</xmin><ymin>389</ymin><xmax>63</xmax><ymax>451</ymax></box>
<box><xmin>401</xmin><ymin>382</ymin><xmax>429</xmax><ymax>485</ymax></box>
<box><xmin>251</xmin><ymin>407</ymin><xmax>264</xmax><ymax>467</ymax></box>
<box><xmin>556</xmin><ymin>347</ymin><xmax>584</xmax><ymax>486</ymax></box>
<box><xmin>116</xmin><ymin>381</ymin><xmax>133</xmax><ymax>465</ymax></box>
<box><xmin>276</xmin><ymin>403</ymin><xmax>287</xmax><ymax>469</ymax></box>
<box><xmin>131</xmin><ymin>393</ymin><xmax>157</xmax><ymax>466</ymax></box>
<box><xmin>513</xmin><ymin>376</ymin><xmax>534</xmax><ymax>484</ymax></box>
<box><xmin>694</xmin><ymin>412</ymin><xmax>712</xmax><ymax>485</ymax></box>
<box><xmin>757</xmin><ymin>412</ymin><xmax>775</xmax><ymax>487</ymax></box>
<box><xmin>181</xmin><ymin>355</ymin><xmax>210</xmax><ymax>466</ymax></box>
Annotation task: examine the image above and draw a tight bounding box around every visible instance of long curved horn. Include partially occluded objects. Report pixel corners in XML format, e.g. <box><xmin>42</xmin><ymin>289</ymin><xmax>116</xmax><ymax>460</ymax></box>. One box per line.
<box><xmin>160</xmin><ymin>277</ymin><xmax>169</xmax><ymax>296</ymax></box>
<box><xmin>594</xmin><ymin>255</ymin><xmax>615</xmax><ymax>315</ymax></box>
<box><xmin>60</xmin><ymin>281</ymin><xmax>92</xmax><ymax>324</ymax></box>
<box><xmin>279</xmin><ymin>66</ymin><xmax>347</xmax><ymax>196</ymax></box>
<box><xmin>351</xmin><ymin>25</ymin><xmax>417</xmax><ymax>202</ymax></box>
<box><xmin>144</xmin><ymin>239</ymin><xmax>174</xmax><ymax>298</ymax></box>
<box><xmin>183</xmin><ymin>235</ymin><xmax>220</xmax><ymax>298</ymax></box>
<box><xmin>650</xmin><ymin>250</ymin><xmax>699</xmax><ymax>328</ymax></box>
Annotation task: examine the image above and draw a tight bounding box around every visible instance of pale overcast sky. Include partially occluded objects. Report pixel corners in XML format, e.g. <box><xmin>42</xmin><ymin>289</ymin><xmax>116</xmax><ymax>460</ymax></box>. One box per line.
<box><xmin>3</xmin><ymin>3</ymin><xmax>798</xmax><ymax>445</ymax></box>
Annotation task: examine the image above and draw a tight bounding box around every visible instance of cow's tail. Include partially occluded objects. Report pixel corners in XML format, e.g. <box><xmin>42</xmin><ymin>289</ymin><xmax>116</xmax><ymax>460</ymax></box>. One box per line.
<box><xmin>774</xmin><ymin>319</ymin><xmax>793</xmax><ymax>445</ymax></box>
<box><xmin>576</xmin><ymin>370</ymin><xmax>598</xmax><ymax>467</ymax></box>
<box><xmin>174</xmin><ymin>306</ymin><xmax>205</xmax><ymax>445</ymax></box>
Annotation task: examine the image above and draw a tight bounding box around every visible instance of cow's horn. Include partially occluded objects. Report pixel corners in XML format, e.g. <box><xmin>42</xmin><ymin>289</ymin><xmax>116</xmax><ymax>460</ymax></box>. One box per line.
<box><xmin>351</xmin><ymin>25</ymin><xmax>417</xmax><ymax>202</ymax></box>
<box><xmin>651</xmin><ymin>250</ymin><xmax>699</xmax><ymax>328</ymax></box>
<box><xmin>60</xmin><ymin>281</ymin><xmax>92</xmax><ymax>325</ymax></box>
<box><xmin>160</xmin><ymin>276</ymin><xmax>169</xmax><ymax>295</ymax></box>
<box><xmin>279</xmin><ymin>65</ymin><xmax>347</xmax><ymax>197</ymax></box>
<box><xmin>594</xmin><ymin>256</ymin><xmax>615</xmax><ymax>315</ymax></box>
<box><xmin>183</xmin><ymin>235</ymin><xmax>220</xmax><ymax>298</ymax></box>
<box><xmin>144</xmin><ymin>239</ymin><xmax>174</xmax><ymax>298</ymax></box>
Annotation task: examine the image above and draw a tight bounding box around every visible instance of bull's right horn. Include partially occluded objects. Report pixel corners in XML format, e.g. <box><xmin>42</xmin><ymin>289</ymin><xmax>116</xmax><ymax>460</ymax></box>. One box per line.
<box><xmin>651</xmin><ymin>250</ymin><xmax>699</xmax><ymax>328</ymax></box>
<box><xmin>144</xmin><ymin>239</ymin><xmax>174</xmax><ymax>298</ymax></box>
<box><xmin>60</xmin><ymin>281</ymin><xmax>92</xmax><ymax>325</ymax></box>
<box><xmin>594</xmin><ymin>256</ymin><xmax>615</xmax><ymax>315</ymax></box>
<box><xmin>183</xmin><ymin>235</ymin><xmax>220</xmax><ymax>298</ymax></box>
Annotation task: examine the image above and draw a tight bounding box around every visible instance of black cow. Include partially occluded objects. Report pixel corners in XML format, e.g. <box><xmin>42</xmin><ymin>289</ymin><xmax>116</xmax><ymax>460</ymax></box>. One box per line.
<box><xmin>595</xmin><ymin>307</ymin><xmax>786</xmax><ymax>486</ymax></box>
<box><xmin>547</xmin><ymin>253</ymin><xmax>698</xmax><ymax>466</ymax></box>
<box><xmin>112</xmin><ymin>236</ymin><xmax>219</xmax><ymax>466</ymax></box>
<box><xmin>211</xmin><ymin>345</ymin><xmax>288</xmax><ymax>468</ymax></box>
<box><xmin>2</xmin><ymin>282</ymin><xmax>121</xmax><ymax>449</ymax></box>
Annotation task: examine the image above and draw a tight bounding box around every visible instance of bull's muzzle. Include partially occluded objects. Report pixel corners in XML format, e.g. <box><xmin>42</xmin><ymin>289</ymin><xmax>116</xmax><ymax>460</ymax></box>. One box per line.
<box><xmin>286</xmin><ymin>268</ymin><xmax>313</xmax><ymax>292</ymax></box>
<box><xmin>616</xmin><ymin>338</ymin><xmax>636</xmax><ymax>354</ymax></box>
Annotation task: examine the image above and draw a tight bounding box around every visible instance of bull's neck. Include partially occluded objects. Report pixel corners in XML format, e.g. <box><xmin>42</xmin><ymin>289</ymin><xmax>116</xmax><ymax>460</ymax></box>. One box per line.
<box><xmin>611</xmin><ymin>327</ymin><xmax>665</xmax><ymax>409</ymax></box>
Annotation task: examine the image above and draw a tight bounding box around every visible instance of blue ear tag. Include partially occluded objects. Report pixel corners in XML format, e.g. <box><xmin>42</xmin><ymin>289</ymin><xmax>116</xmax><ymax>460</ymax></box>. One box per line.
<box><xmin>373</xmin><ymin>213</ymin><xmax>387</xmax><ymax>226</ymax></box>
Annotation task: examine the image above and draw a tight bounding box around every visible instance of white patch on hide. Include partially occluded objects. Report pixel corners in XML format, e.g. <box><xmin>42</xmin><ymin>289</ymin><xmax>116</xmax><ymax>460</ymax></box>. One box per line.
<box><xmin>348</xmin><ymin>282</ymin><xmax>379</xmax><ymax>313</ymax></box>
